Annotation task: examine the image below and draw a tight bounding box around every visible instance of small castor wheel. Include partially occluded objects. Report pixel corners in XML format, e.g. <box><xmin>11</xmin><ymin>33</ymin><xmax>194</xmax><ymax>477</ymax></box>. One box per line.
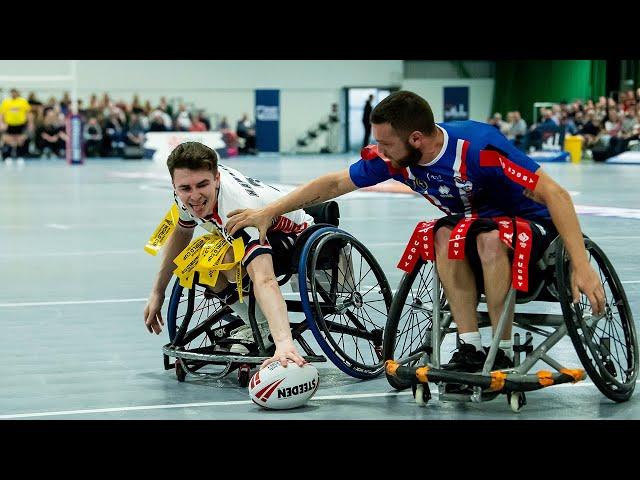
<box><xmin>175</xmin><ymin>359</ymin><xmax>187</xmax><ymax>382</ymax></box>
<box><xmin>238</xmin><ymin>363</ymin><xmax>251</xmax><ymax>388</ymax></box>
<box><xmin>412</xmin><ymin>383</ymin><xmax>431</xmax><ymax>406</ymax></box>
<box><xmin>507</xmin><ymin>391</ymin><xmax>527</xmax><ymax>412</ymax></box>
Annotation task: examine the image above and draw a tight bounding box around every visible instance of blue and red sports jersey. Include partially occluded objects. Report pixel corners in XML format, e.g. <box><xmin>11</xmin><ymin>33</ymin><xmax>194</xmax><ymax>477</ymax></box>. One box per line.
<box><xmin>349</xmin><ymin>120</ymin><xmax>550</xmax><ymax>220</ymax></box>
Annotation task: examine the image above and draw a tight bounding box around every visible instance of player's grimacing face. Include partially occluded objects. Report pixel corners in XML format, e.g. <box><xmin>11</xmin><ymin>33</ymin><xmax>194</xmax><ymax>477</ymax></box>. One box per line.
<box><xmin>173</xmin><ymin>168</ymin><xmax>219</xmax><ymax>218</ymax></box>
<box><xmin>373</xmin><ymin>122</ymin><xmax>422</xmax><ymax>168</ymax></box>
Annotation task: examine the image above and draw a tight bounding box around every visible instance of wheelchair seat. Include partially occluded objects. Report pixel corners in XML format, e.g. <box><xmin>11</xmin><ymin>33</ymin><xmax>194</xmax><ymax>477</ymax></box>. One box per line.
<box><xmin>289</xmin><ymin>201</ymin><xmax>340</xmax><ymax>276</ymax></box>
<box><xmin>304</xmin><ymin>201</ymin><xmax>340</xmax><ymax>227</ymax></box>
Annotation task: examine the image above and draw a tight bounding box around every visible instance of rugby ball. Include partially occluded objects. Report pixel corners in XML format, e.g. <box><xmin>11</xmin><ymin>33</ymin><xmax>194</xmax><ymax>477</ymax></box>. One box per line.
<box><xmin>248</xmin><ymin>362</ymin><xmax>319</xmax><ymax>410</ymax></box>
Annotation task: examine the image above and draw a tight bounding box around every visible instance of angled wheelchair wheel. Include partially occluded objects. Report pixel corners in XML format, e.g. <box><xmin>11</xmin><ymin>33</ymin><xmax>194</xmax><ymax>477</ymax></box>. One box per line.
<box><xmin>298</xmin><ymin>227</ymin><xmax>392</xmax><ymax>379</ymax></box>
<box><xmin>557</xmin><ymin>237</ymin><xmax>638</xmax><ymax>402</ymax></box>
<box><xmin>383</xmin><ymin>259</ymin><xmax>443</xmax><ymax>390</ymax></box>
<box><xmin>166</xmin><ymin>278</ymin><xmax>242</xmax><ymax>378</ymax></box>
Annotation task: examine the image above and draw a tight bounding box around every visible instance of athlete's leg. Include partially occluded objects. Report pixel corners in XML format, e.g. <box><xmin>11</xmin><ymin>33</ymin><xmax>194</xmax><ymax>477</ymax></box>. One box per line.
<box><xmin>476</xmin><ymin>230</ymin><xmax>513</xmax><ymax>340</ymax></box>
<box><xmin>435</xmin><ymin>226</ymin><xmax>479</xmax><ymax>334</ymax></box>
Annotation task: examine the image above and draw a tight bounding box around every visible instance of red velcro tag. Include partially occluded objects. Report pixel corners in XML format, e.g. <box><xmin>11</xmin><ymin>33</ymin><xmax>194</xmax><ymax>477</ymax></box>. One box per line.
<box><xmin>479</xmin><ymin>150</ymin><xmax>539</xmax><ymax>190</ymax></box>
<box><xmin>493</xmin><ymin>216</ymin><xmax>514</xmax><ymax>249</ymax></box>
<box><xmin>512</xmin><ymin>219</ymin><xmax>533</xmax><ymax>292</ymax></box>
<box><xmin>448</xmin><ymin>217</ymin><xmax>476</xmax><ymax>260</ymax></box>
<box><xmin>361</xmin><ymin>144</ymin><xmax>379</xmax><ymax>160</ymax></box>
<box><xmin>397</xmin><ymin>221</ymin><xmax>436</xmax><ymax>273</ymax></box>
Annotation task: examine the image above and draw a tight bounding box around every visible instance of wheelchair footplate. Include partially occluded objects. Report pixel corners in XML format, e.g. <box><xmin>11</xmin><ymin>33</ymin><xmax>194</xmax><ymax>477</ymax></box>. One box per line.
<box><xmin>386</xmin><ymin>360</ymin><xmax>585</xmax><ymax>412</ymax></box>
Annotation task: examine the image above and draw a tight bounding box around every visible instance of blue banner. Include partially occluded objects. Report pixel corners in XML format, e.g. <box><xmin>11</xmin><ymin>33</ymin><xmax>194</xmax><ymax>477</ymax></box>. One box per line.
<box><xmin>443</xmin><ymin>87</ymin><xmax>469</xmax><ymax>122</ymax></box>
<box><xmin>255</xmin><ymin>90</ymin><xmax>280</xmax><ymax>152</ymax></box>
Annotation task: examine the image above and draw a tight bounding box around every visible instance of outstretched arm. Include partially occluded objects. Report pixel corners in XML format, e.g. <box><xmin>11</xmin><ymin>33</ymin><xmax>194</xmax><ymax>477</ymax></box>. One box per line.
<box><xmin>143</xmin><ymin>225</ymin><xmax>194</xmax><ymax>334</ymax></box>
<box><xmin>246</xmin><ymin>254</ymin><xmax>306</xmax><ymax>368</ymax></box>
<box><xmin>226</xmin><ymin>169</ymin><xmax>357</xmax><ymax>244</ymax></box>
<box><xmin>532</xmin><ymin>169</ymin><xmax>605</xmax><ymax>314</ymax></box>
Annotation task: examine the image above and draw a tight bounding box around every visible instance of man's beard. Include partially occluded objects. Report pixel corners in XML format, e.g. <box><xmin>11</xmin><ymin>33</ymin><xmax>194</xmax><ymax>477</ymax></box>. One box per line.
<box><xmin>393</xmin><ymin>141</ymin><xmax>423</xmax><ymax>168</ymax></box>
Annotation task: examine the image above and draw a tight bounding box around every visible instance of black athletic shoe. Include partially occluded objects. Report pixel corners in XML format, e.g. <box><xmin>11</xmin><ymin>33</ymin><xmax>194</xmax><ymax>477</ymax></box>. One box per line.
<box><xmin>490</xmin><ymin>348</ymin><xmax>514</xmax><ymax>370</ymax></box>
<box><xmin>442</xmin><ymin>343</ymin><xmax>487</xmax><ymax>373</ymax></box>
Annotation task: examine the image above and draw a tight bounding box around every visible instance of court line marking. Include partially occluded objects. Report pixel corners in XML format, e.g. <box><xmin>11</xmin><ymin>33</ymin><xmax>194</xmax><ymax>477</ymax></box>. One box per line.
<box><xmin>3</xmin><ymin>380</ymin><xmax>636</xmax><ymax>419</ymax></box>
<box><xmin>0</xmin><ymin>298</ymin><xmax>148</xmax><ymax>308</ymax></box>
<box><xmin>0</xmin><ymin>391</ymin><xmax>413</xmax><ymax>419</ymax></box>
<box><xmin>0</xmin><ymin>249</ymin><xmax>140</xmax><ymax>258</ymax></box>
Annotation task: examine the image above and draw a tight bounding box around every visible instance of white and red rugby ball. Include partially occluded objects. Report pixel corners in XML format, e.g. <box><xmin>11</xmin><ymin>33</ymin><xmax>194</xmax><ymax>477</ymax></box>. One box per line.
<box><xmin>248</xmin><ymin>362</ymin><xmax>319</xmax><ymax>410</ymax></box>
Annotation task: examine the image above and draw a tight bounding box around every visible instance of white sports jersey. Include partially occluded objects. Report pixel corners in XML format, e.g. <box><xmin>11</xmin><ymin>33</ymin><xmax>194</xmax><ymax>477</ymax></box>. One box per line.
<box><xmin>174</xmin><ymin>163</ymin><xmax>314</xmax><ymax>262</ymax></box>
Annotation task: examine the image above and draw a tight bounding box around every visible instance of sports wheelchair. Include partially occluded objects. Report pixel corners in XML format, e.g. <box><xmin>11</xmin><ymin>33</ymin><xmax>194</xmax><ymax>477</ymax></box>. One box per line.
<box><xmin>384</xmin><ymin>231</ymin><xmax>638</xmax><ymax>412</ymax></box>
<box><xmin>162</xmin><ymin>202</ymin><xmax>393</xmax><ymax>387</ymax></box>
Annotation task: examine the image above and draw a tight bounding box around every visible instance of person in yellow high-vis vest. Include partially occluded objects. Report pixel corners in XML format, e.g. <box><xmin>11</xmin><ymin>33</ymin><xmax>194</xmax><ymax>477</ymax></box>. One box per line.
<box><xmin>0</xmin><ymin>89</ymin><xmax>32</xmax><ymax>161</ymax></box>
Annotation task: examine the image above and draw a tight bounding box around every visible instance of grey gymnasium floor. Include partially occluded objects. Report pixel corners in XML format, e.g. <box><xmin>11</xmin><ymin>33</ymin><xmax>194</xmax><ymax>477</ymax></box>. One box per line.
<box><xmin>1</xmin><ymin>153</ymin><xmax>639</xmax><ymax>421</ymax></box>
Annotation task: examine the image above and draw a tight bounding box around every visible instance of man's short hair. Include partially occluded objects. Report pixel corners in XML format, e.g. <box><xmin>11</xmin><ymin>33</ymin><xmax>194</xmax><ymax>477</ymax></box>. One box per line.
<box><xmin>370</xmin><ymin>90</ymin><xmax>436</xmax><ymax>136</ymax></box>
<box><xmin>167</xmin><ymin>141</ymin><xmax>218</xmax><ymax>179</ymax></box>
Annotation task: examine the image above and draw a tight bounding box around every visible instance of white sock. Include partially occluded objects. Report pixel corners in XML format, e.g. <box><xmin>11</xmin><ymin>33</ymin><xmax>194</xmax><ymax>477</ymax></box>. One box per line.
<box><xmin>499</xmin><ymin>339</ymin><xmax>513</xmax><ymax>359</ymax></box>
<box><xmin>459</xmin><ymin>331</ymin><xmax>483</xmax><ymax>351</ymax></box>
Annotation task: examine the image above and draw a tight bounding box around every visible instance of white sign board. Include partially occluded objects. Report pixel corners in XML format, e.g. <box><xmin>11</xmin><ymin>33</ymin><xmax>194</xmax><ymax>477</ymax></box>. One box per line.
<box><xmin>145</xmin><ymin>131</ymin><xmax>225</xmax><ymax>162</ymax></box>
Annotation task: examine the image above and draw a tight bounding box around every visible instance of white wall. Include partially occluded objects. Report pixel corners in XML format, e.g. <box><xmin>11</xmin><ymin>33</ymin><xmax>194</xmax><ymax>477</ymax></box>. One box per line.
<box><xmin>0</xmin><ymin>60</ymin><xmax>403</xmax><ymax>151</ymax></box>
<box><xmin>401</xmin><ymin>78</ymin><xmax>495</xmax><ymax>123</ymax></box>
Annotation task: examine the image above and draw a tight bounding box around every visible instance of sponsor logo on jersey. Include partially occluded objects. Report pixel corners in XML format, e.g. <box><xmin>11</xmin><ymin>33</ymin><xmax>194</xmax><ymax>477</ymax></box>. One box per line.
<box><xmin>438</xmin><ymin>185</ymin><xmax>453</xmax><ymax>197</ymax></box>
<box><xmin>454</xmin><ymin>176</ymin><xmax>473</xmax><ymax>192</ymax></box>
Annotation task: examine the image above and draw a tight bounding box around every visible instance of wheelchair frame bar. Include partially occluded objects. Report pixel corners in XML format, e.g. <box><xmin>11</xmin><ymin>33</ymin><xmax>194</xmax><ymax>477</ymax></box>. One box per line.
<box><xmin>483</xmin><ymin>288</ymin><xmax>516</xmax><ymax>375</ymax></box>
<box><xmin>432</xmin><ymin>271</ymin><xmax>442</xmax><ymax>368</ymax></box>
<box><xmin>163</xmin><ymin>345</ymin><xmax>326</xmax><ymax>365</ymax></box>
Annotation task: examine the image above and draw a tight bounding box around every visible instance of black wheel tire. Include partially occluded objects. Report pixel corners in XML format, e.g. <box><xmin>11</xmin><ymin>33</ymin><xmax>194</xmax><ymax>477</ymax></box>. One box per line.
<box><xmin>303</xmin><ymin>229</ymin><xmax>393</xmax><ymax>379</ymax></box>
<box><xmin>557</xmin><ymin>237</ymin><xmax>638</xmax><ymax>402</ymax></box>
<box><xmin>384</xmin><ymin>259</ymin><xmax>440</xmax><ymax>390</ymax></box>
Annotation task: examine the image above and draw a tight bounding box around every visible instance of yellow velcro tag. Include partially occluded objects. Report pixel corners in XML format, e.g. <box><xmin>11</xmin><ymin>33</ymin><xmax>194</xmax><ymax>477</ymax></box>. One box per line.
<box><xmin>172</xmin><ymin>231</ymin><xmax>246</xmax><ymax>301</ymax></box>
<box><xmin>144</xmin><ymin>204</ymin><xmax>179</xmax><ymax>256</ymax></box>
<box><xmin>173</xmin><ymin>234</ymin><xmax>217</xmax><ymax>269</ymax></box>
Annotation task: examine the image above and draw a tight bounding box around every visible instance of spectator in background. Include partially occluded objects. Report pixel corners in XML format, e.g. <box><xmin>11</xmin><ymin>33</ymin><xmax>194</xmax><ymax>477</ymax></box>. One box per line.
<box><xmin>507</xmin><ymin>111</ymin><xmax>527</xmax><ymax>151</ymax></box>
<box><xmin>559</xmin><ymin>111</ymin><xmax>577</xmax><ymax>136</ymax></box>
<box><xmin>150</xmin><ymin>105</ymin><xmax>172</xmax><ymax>130</ymax></box>
<box><xmin>131</xmin><ymin>95</ymin><xmax>145</xmax><ymax>115</ymax></box>
<box><xmin>488</xmin><ymin>112</ymin><xmax>510</xmax><ymax>136</ymax></box>
<box><xmin>577</xmin><ymin>110</ymin><xmax>602</xmax><ymax>149</ymax></box>
<box><xmin>125</xmin><ymin>113</ymin><xmax>146</xmax><ymax>147</ymax></box>
<box><xmin>27</xmin><ymin>92</ymin><xmax>44</xmax><ymax>123</ymax></box>
<box><xmin>143</xmin><ymin>100</ymin><xmax>153</xmax><ymax>116</ymax></box>
<box><xmin>148</xmin><ymin>111</ymin><xmax>168</xmax><ymax>132</ymax></box>
<box><xmin>103</xmin><ymin>108</ymin><xmax>126</xmax><ymax>156</ymax></box>
<box><xmin>218</xmin><ymin>116</ymin><xmax>230</xmax><ymax>130</ymax></box>
<box><xmin>37</xmin><ymin>109</ymin><xmax>67</xmax><ymax>158</ymax></box>
<box><xmin>0</xmin><ymin>88</ymin><xmax>32</xmax><ymax>161</ymax></box>
<box><xmin>525</xmin><ymin>108</ymin><xmax>560</xmax><ymax>152</ymax></box>
<box><xmin>236</xmin><ymin>113</ymin><xmax>257</xmax><ymax>155</ymax></box>
<box><xmin>198</xmin><ymin>111</ymin><xmax>211</xmax><ymax>130</ymax></box>
<box><xmin>189</xmin><ymin>114</ymin><xmax>207</xmax><ymax>132</ymax></box>
<box><xmin>362</xmin><ymin>94</ymin><xmax>373</xmax><ymax>148</ymax></box>
<box><xmin>83</xmin><ymin>116</ymin><xmax>103</xmax><ymax>157</ymax></box>
<box><xmin>159</xmin><ymin>96</ymin><xmax>173</xmax><ymax>118</ymax></box>
<box><xmin>60</xmin><ymin>92</ymin><xmax>72</xmax><ymax>116</ymax></box>
<box><xmin>174</xmin><ymin>104</ymin><xmax>192</xmax><ymax>131</ymax></box>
